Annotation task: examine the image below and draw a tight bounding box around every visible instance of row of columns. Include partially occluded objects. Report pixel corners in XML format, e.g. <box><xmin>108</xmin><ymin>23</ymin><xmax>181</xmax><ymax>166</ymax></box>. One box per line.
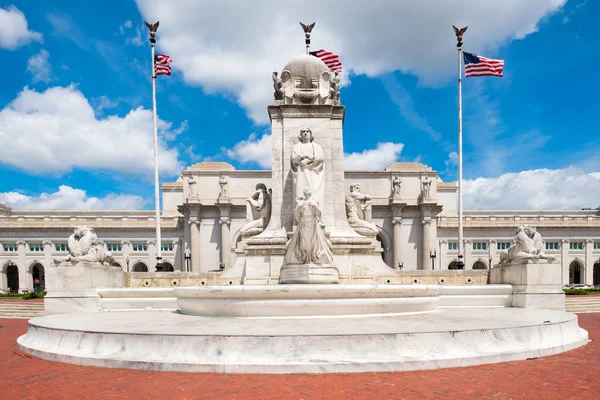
<box><xmin>183</xmin><ymin>201</ymin><xmax>232</xmax><ymax>273</ymax></box>
<box><xmin>390</xmin><ymin>202</ymin><xmax>440</xmax><ymax>270</ymax></box>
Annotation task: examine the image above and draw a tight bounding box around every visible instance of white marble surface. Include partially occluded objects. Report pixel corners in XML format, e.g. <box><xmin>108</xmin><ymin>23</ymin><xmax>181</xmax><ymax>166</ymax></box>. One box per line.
<box><xmin>18</xmin><ymin>307</ymin><xmax>588</xmax><ymax>374</ymax></box>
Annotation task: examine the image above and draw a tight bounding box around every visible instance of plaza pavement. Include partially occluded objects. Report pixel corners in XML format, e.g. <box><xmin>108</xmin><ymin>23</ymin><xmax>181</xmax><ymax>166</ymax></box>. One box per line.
<box><xmin>1</xmin><ymin>313</ymin><xmax>599</xmax><ymax>399</ymax></box>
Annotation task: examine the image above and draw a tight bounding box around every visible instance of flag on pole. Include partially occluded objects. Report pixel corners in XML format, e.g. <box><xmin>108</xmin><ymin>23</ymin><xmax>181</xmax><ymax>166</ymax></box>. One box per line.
<box><xmin>310</xmin><ymin>49</ymin><xmax>342</xmax><ymax>72</ymax></box>
<box><xmin>463</xmin><ymin>52</ymin><xmax>504</xmax><ymax>78</ymax></box>
<box><xmin>154</xmin><ymin>54</ymin><xmax>172</xmax><ymax>77</ymax></box>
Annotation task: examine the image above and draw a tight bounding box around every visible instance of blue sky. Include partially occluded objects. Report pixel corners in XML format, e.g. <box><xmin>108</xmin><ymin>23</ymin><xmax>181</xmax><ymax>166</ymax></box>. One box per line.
<box><xmin>0</xmin><ymin>0</ymin><xmax>599</xmax><ymax>210</ymax></box>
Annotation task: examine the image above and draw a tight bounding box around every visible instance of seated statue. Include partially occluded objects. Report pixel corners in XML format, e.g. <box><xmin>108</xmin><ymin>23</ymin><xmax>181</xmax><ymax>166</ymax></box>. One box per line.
<box><xmin>345</xmin><ymin>183</ymin><xmax>378</xmax><ymax>236</ymax></box>
<box><xmin>283</xmin><ymin>189</ymin><xmax>333</xmax><ymax>266</ymax></box>
<box><xmin>239</xmin><ymin>183</ymin><xmax>271</xmax><ymax>238</ymax></box>
<box><xmin>53</xmin><ymin>226</ymin><xmax>115</xmax><ymax>266</ymax></box>
<box><xmin>499</xmin><ymin>225</ymin><xmax>556</xmax><ymax>264</ymax></box>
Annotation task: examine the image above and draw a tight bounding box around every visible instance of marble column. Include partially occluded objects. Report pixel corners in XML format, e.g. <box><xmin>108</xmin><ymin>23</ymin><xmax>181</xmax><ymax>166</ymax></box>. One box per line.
<box><xmin>392</xmin><ymin>217</ymin><xmax>403</xmax><ymax>269</ymax></box>
<box><xmin>422</xmin><ymin>218</ymin><xmax>432</xmax><ymax>270</ymax></box>
<box><xmin>171</xmin><ymin>239</ymin><xmax>182</xmax><ymax>271</ymax></box>
<box><xmin>585</xmin><ymin>239</ymin><xmax>594</xmax><ymax>285</ymax></box>
<box><xmin>488</xmin><ymin>240</ymin><xmax>497</xmax><ymax>268</ymax></box>
<box><xmin>189</xmin><ymin>218</ymin><xmax>201</xmax><ymax>272</ymax></box>
<box><xmin>439</xmin><ymin>240</ymin><xmax>448</xmax><ymax>270</ymax></box>
<box><xmin>219</xmin><ymin>219</ymin><xmax>231</xmax><ymax>268</ymax></box>
<box><xmin>121</xmin><ymin>240</ymin><xmax>131</xmax><ymax>272</ymax></box>
<box><xmin>464</xmin><ymin>240</ymin><xmax>473</xmax><ymax>269</ymax></box>
<box><xmin>561</xmin><ymin>239</ymin><xmax>569</xmax><ymax>284</ymax></box>
<box><xmin>17</xmin><ymin>240</ymin><xmax>27</xmax><ymax>293</ymax></box>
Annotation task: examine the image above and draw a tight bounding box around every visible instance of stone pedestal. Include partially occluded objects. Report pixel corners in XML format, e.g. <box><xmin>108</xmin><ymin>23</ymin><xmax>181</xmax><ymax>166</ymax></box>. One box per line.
<box><xmin>490</xmin><ymin>260</ymin><xmax>565</xmax><ymax>310</ymax></box>
<box><xmin>45</xmin><ymin>262</ymin><xmax>123</xmax><ymax>314</ymax></box>
<box><xmin>280</xmin><ymin>264</ymin><xmax>339</xmax><ymax>284</ymax></box>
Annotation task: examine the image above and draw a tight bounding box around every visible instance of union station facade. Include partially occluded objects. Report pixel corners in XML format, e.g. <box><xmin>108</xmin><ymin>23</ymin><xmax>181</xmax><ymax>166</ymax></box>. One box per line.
<box><xmin>1</xmin><ymin>161</ymin><xmax>599</xmax><ymax>293</ymax></box>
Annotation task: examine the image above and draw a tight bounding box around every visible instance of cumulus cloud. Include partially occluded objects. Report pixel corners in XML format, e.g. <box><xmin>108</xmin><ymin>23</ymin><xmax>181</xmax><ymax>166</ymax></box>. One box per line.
<box><xmin>344</xmin><ymin>142</ymin><xmax>404</xmax><ymax>170</ymax></box>
<box><xmin>0</xmin><ymin>85</ymin><xmax>183</xmax><ymax>178</ymax></box>
<box><xmin>27</xmin><ymin>49</ymin><xmax>53</xmax><ymax>83</ymax></box>
<box><xmin>0</xmin><ymin>5</ymin><xmax>42</xmax><ymax>50</ymax></box>
<box><xmin>0</xmin><ymin>185</ymin><xmax>145</xmax><ymax>210</ymax></box>
<box><xmin>225</xmin><ymin>133</ymin><xmax>272</xmax><ymax>168</ymax></box>
<box><xmin>464</xmin><ymin>167</ymin><xmax>600</xmax><ymax>210</ymax></box>
<box><xmin>135</xmin><ymin>0</ymin><xmax>565</xmax><ymax>123</ymax></box>
<box><xmin>225</xmin><ymin>133</ymin><xmax>403</xmax><ymax>171</ymax></box>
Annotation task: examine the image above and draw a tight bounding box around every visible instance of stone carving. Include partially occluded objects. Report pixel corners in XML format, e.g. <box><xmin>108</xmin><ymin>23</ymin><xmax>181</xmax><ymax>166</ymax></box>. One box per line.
<box><xmin>329</xmin><ymin>72</ymin><xmax>341</xmax><ymax>105</ymax></box>
<box><xmin>283</xmin><ymin>189</ymin><xmax>333</xmax><ymax>266</ymax></box>
<box><xmin>499</xmin><ymin>225</ymin><xmax>556</xmax><ymax>264</ymax></box>
<box><xmin>188</xmin><ymin>177</ymin><xmax>198</xmax><ymax>199</ymax></box>
<box><xmin>53</xmin><ymin>227</ymin><xmax>115</xmax><ymax>266</ymax></box>
<box><xmin>272</xmin><ymin>72</ymin><xmax>284</xmax><ymax>100</ymax></box>
<box><xmin>274</xmin><ymin>52</ymin><xmax>339</xmax><ymax>106</ymax></box>
<box><xmin>392</xmin><ymin>176</ymin><xmax>402</xmax><ymax>197</ymax></box>
<box><xmin>218</xmin><ymin>176</ymin><xmax>228</xmax><ymax>199</ymax></box>
<box><xmin>346</xmin><ymin>183</ymin><xmax>379</xmax><ymax>236</ymax></box>
<box><xmin>291</xmin><ymin>127</ymin><xmax>325</xmax><ymax>211</ymax></box>
<box><xmin>422</xmin><ymin>176</ymin><xmax>432</xmax><ymax>199</ymax></box>
<box><xmin>240</xmin><ymin>183</ymin><xmax>272</xmax><ymax>238</ymax></box>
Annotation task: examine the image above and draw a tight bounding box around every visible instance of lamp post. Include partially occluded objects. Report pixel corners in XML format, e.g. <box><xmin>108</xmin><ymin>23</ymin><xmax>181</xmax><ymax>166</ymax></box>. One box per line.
<box><xmin>125</xmin><ymin>256</ymin><xmax>130</xmax><ymax>272</ymax></box>
<box><xmin>430</xmin><ymin>248</ymin><xmax>437</xmax><ymax>270</ymax></box>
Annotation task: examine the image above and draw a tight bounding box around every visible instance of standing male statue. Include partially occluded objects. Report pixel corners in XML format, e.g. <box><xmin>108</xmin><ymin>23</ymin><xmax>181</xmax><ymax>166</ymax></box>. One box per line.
<box><xmin>290</xmin><ymin>126</ymin><xmax>325</xmax><ymax>210</ymax></box>
<box><xmin>422</xmin><ymin>176</ymin><xmax>432</xmax><ymax>199</ymax></box>
<box><xmin>188</xmin><ymin>177</ymin><xmax>198</xmax><ymax>198</ymax></box>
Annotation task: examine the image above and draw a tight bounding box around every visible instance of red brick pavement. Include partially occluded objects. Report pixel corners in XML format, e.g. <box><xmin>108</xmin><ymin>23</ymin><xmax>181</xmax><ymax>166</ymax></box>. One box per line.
<box><xmin>1</xmin><ymin>314</ymin><xmax>599</xmax><ymax>400</ymax></box>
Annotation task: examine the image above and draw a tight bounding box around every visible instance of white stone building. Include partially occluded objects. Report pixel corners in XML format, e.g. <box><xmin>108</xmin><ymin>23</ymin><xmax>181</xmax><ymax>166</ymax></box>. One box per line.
<box><xmin>2</xmin><ymin>54</ymin><xmax>600</xmax><ymax>292</ymax></box>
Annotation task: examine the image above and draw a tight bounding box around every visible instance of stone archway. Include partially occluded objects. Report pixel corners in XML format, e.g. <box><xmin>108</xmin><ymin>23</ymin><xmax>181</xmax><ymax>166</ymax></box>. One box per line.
<box><xmin>593</xmin><ymin>261</ymin><xmax>600</xmax><ymax>286</ymax></box>
<box><xmin>5</xmin><ymin>263</ymin><xmax>19</xmax><ymax>293</ymax></box>
<box><xmin>569</xmin><ymin>260</ymin><xmax>583</xmax><ymax>284</ymax></box>
<box><xmin>448</xmin><ymin>261</ymin><xmax>459</xmax><ymax>270</ymax></box>
<box><xmin>473</xmin><ymin>260</ymin><xmax>488</xmax><ymax>270</ymax></box>
<box><xmin>132</xmin><ymin>262</ymin><xmax>148</xmax><ymax>272</ymax></box>
<box><xmin>30</xmin><ymin>263</ymin><xmax>45</xmax><ymax>292</ymax></box>
<box><xmin>163</xmin><ymin>262</ymin><xmax>174</xmax><ymax>272</ymax></box>
<box><xmin>376</xmin><ymin>228</ymin><xmax>392</xmax><ymax>267</ymax></box>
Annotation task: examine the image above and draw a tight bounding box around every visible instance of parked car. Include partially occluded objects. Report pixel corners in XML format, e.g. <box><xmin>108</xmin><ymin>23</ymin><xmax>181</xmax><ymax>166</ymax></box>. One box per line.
<box><xmin>570</xmin><ymin>284</ymin><xmax>592</xmax><ymax>290</ymax></box>
<box><xmin>563</xmin><ymin>284</ymin><xmax>575</xmax><ymax>289</ymax></box>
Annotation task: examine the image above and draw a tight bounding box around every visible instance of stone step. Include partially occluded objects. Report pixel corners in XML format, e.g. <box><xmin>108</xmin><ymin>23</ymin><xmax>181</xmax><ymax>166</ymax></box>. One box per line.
<box><xmin>0</xmin><ymin>304</ymin><xmax>45</xmax><ymax>310</ymax></box>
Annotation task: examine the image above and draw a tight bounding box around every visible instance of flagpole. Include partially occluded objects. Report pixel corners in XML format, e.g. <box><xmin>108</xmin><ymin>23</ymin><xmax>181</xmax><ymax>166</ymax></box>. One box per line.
<box><xmin>300</xmin><ymin>22</ymin><xmax>315</xmax><ymax>55</ymax></box>
<box><xmin>145</xmin><ymin>21</ymin><xmax>164</xmax><ymax>272</ymax></box>
<box><xmin>454</xmin><ymin>26</ymin><xmax>467</xmax><ymax>269</ymax></box>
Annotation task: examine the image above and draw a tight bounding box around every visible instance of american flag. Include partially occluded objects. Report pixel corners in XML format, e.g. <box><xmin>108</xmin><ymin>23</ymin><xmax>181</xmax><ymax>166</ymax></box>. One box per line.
<box><xmin>310</xmin><ymin>49</ymin><xmax>342</xmax><ymax>72</ymax></box>
<box><xmin>154</xmin><ymin>54</ymin><xmax>172</xmax><ymax>77</ymax></box>
<box><xmin>463</xmin><ymin>52</ymin><xmax>504</xmax><ymax>78</ymax></box>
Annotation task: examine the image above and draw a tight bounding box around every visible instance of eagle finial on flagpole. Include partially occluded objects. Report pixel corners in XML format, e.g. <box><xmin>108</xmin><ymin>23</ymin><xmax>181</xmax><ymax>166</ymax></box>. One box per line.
<box><xmin>452</xmin><ymin>25</ymin><xmax>468</xmax><ymax>48</ymax></box>
<box><xmin>144</xmin><ymin>21</ymin><xmax>160</xmax><ymax>44</ymax></box>
<box><xmin>300</xmin><ymin>22</ymin><xmax>315</xmax><ymax>55</ymax></box>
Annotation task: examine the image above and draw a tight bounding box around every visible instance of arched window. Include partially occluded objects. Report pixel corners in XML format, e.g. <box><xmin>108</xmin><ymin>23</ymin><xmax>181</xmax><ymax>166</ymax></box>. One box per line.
<box><xmin>31</xmin><ymin>263</ymin><xmax>45</xmax><ymax>292</ymax></box>
<box><xmin>163</xmin><ymin>262</ymin><xmax>174</xmax><ymax>272</ymax></box>
<box><xmin>132</xmin><ymin>262</ymin><xmax>148</xmax><ymax>272</ymax></box>
<box><xmin>448</xmin><ymin>261</ymin><xmax>459</xmax><ymax>270</ymax></box>
<box><xmin>6</xmin><ymin>263</ymin><xmax>19</xmax><ymax>293</ymax></box>
<box><xmin>593</xmin><ymin>262</ymin><xmax>600</xmax><ymax>286</ymax></box>
<box><xmin>569</xmin><ymin>261</ymin><xmax>583</xmax><ymax>284</ymax></box>
<box><xmin>473</xmin><ymin>260</ymin><xmax>487</xmax><ymax>270</ymax></box>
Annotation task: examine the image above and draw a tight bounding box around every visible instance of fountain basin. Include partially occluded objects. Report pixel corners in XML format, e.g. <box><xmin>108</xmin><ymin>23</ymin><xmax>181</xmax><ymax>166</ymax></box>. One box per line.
<box><xmin>175</xmin><ymin>284</ymin><xmax>440</xmax><ymax>317</ymax></box>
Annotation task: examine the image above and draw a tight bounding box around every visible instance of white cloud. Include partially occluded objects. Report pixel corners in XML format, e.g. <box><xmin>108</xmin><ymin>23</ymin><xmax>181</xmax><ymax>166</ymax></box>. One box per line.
<box><xmin>0</xmin><ymin>185</ymin><xmax>145</xmax><ymax>210</ymax></box>
<box><xmin>0</xmin><ymin>85</ymin><xmax>183</xmax><ymax>178</ymax></box>
<box><xmin>225</xmin><ymin>133</ymin><xmax>272</xmax><ymax>168</ymax></box>
<box><xmin>135</xmin><ymin>0</ymin><xmax>565</xmax><ymax>123</ymax></box>
<box><xmin>345</xmin><ymin>142</ymin><xmax>404</xmax><ymax>171</ymax></box>
<box><xmin>119</xmin><ymin>19</ymin><xmax>143</xmax><ymax>46</ymax></box>
<box><xmin>464</xmin><ymin>167</ymin><xmax>600</xmax><ymax>210</ymax></box>
<box><xmin>0</xmin><ymin>5</ymin><xmax>42</xmax><ymax>50</ymax></box>
<box><xmin>92</xmin><ymin>95</ymin><xmax>119</xmax><ymax>115</ymax></box>
<box><xmin>225</xmin><ymin>133</ymin><xmax>403</xmax><ymax>171</ymax></box>
<box><xmin>27</xmin><ymin>49</ymin><xmax>53</xmax><ymax>83</ymax></box>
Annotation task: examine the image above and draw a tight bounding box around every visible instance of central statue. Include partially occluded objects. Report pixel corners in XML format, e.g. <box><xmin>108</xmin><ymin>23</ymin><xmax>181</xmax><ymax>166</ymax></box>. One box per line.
<box><xmin>283</xmin><ymin>188</ymin><xmax>333</xmax><ymax>266</ymax></box>
<box><xmin>291</xmin><ymin>126</ymin><xmax>325</xmax><ymax>210</ymax></box>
